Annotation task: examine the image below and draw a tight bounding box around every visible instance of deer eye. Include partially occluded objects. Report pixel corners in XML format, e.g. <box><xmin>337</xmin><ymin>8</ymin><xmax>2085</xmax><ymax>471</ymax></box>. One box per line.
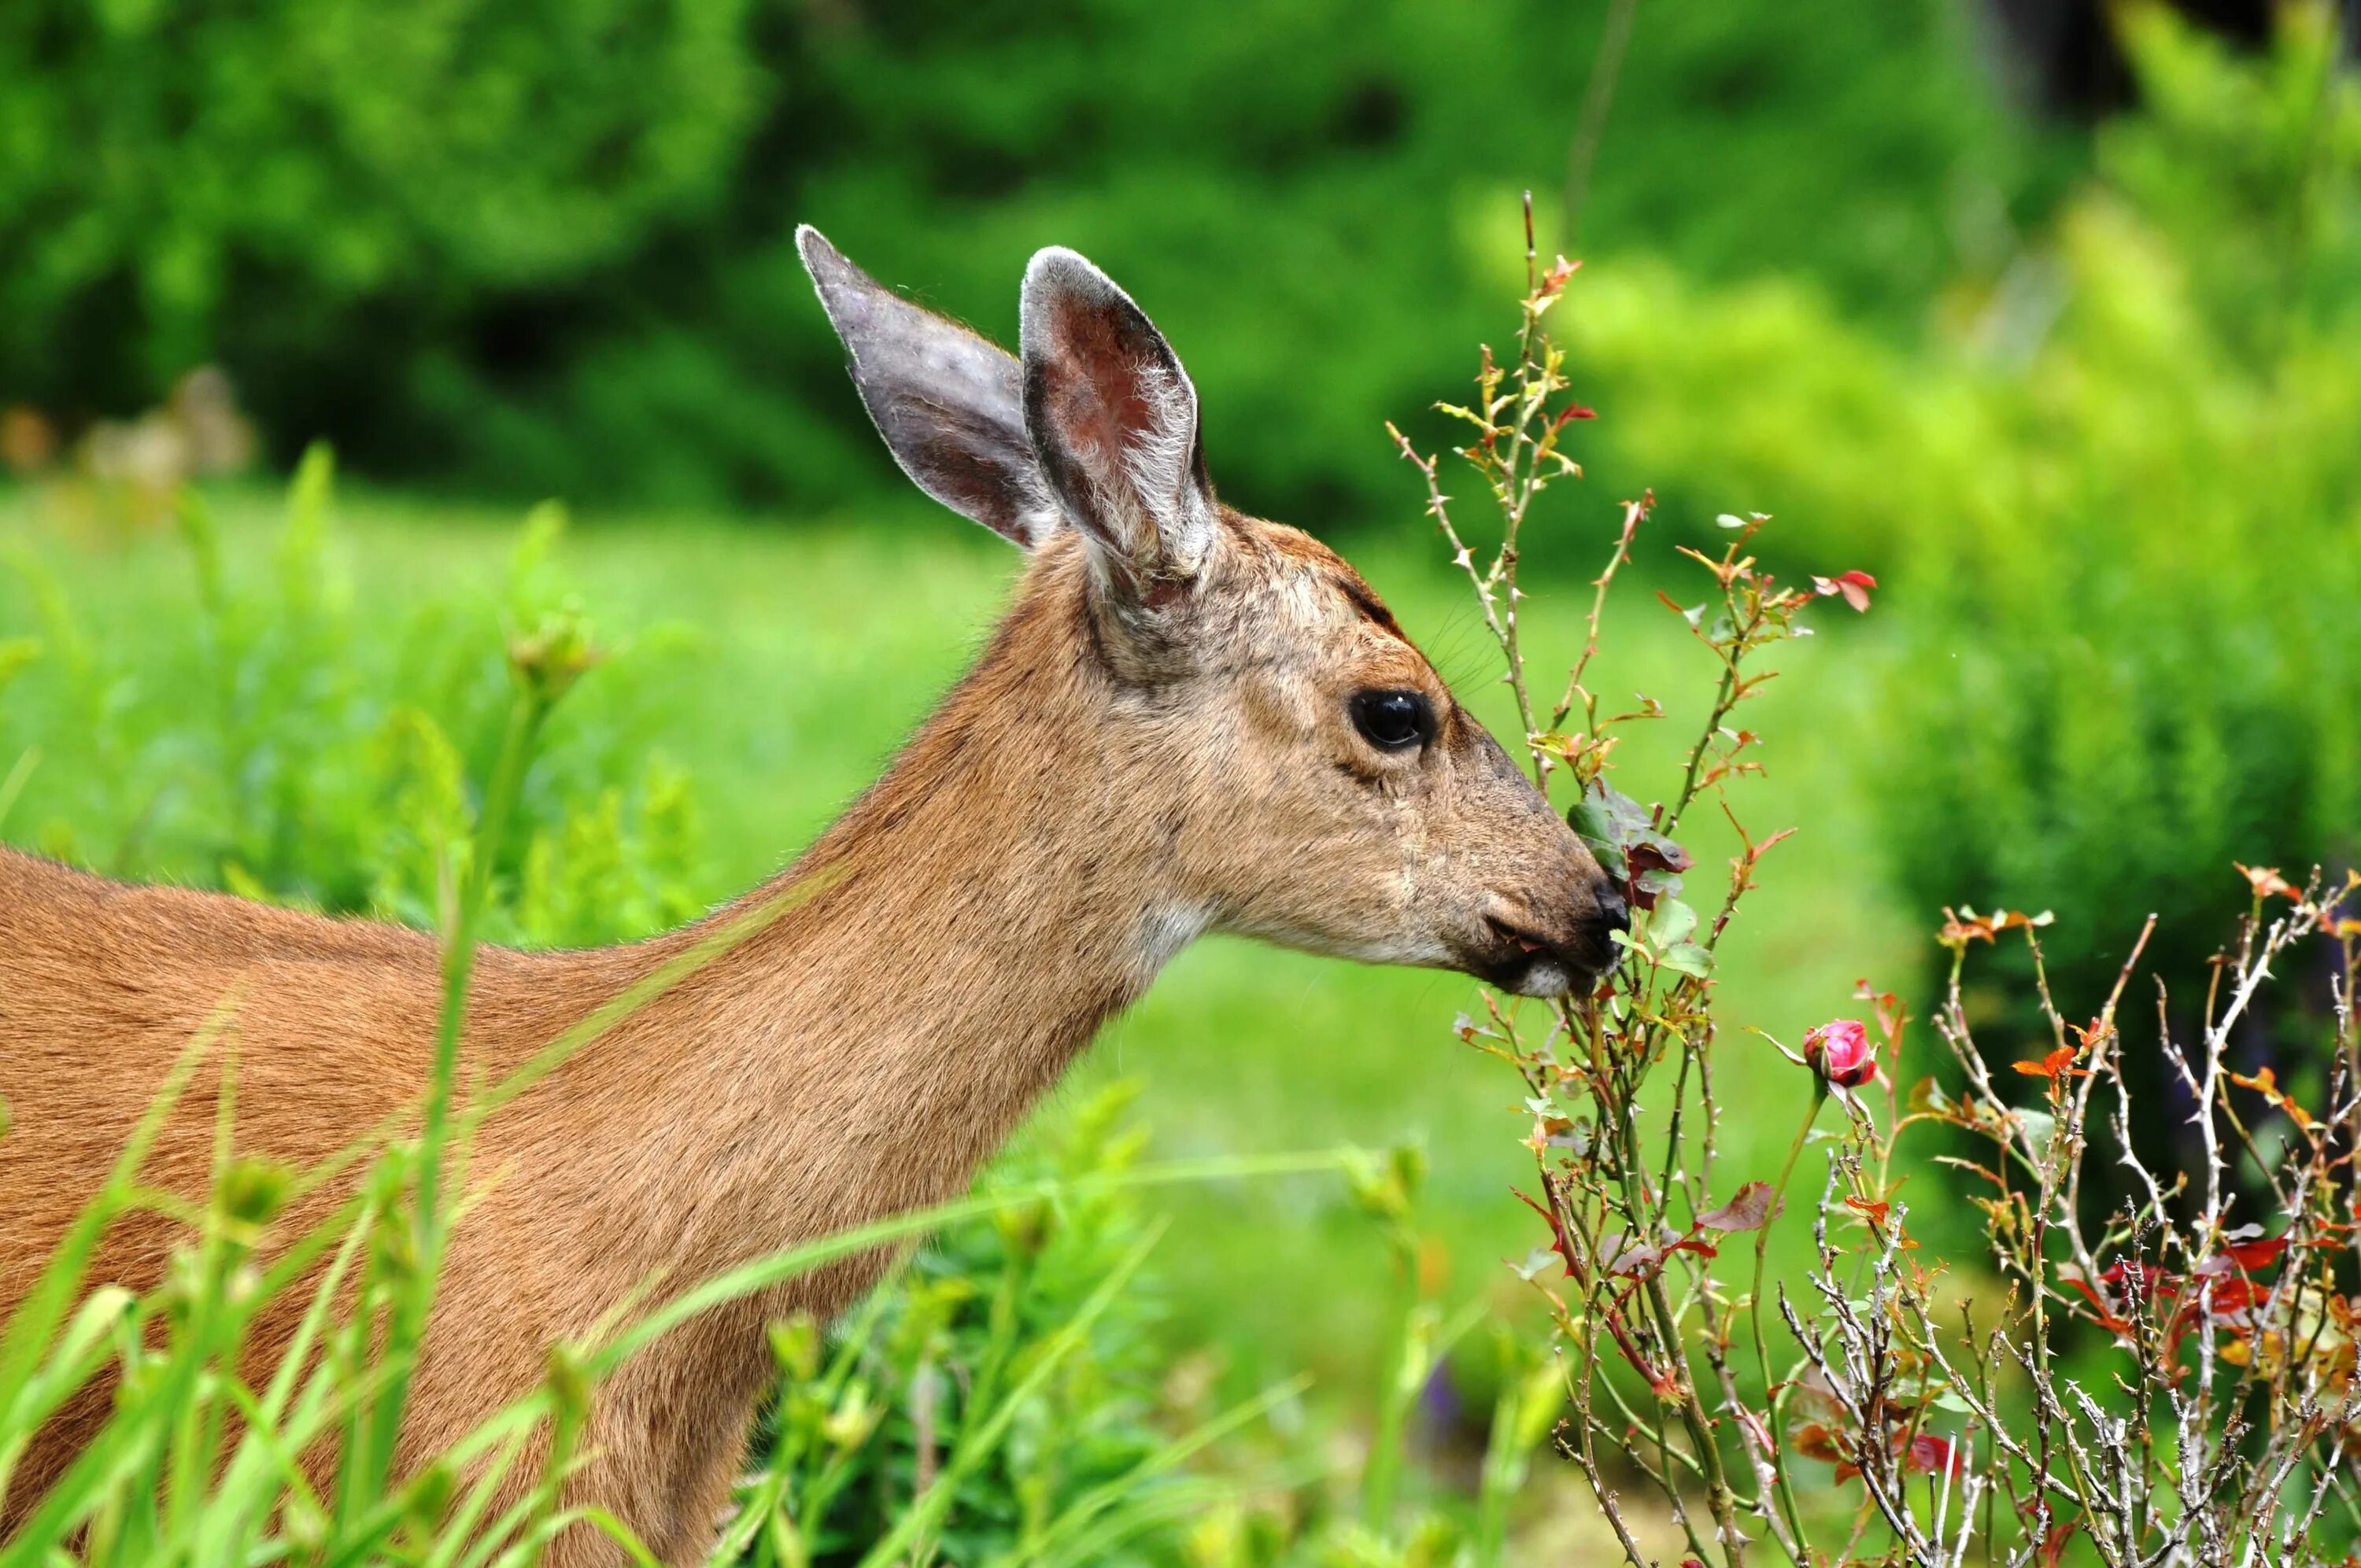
<box><xmin>1350</xmin><ymin>689</ymin><xmax>1434</xmax><ymax>752</ymax></box>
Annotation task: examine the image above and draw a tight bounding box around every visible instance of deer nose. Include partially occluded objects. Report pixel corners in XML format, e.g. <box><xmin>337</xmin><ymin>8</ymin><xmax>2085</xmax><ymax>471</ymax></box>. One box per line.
<box><xmin>1594</xmin><ymin>883</ymin><xmax>1631</xmax><ymax>938</ymax></box>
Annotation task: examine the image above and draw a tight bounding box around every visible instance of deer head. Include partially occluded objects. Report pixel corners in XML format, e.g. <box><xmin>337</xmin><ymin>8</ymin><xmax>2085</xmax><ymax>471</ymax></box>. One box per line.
<box><xmin>798</xmin><ymin>228</ymin><xmax>1625</xmax><ymax>996</ymax></box>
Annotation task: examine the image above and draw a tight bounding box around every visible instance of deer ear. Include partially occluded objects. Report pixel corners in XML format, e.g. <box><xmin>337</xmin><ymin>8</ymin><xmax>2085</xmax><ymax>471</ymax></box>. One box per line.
<box><xmin>1019</xmin><ymin>249</ymin><xmax>1217</xmax><ymax>594</ymax></box>
<box><xmin>798</xmin><ymin>227</ymin><xmax>1060</xmax><ymax>549</ymax></box>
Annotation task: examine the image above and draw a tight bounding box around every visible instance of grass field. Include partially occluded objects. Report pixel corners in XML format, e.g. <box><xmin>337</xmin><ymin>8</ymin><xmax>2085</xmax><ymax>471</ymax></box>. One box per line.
<box><xmin>0</xmin><ymin>481</ymin><xmax>1923</xmax><ymax>1415</ymax></box>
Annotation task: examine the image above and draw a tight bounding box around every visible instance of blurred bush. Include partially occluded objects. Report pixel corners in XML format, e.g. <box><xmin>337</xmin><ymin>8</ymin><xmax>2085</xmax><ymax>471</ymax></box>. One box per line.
<box><xmin>1565</xmin><ymin>4</ymin><xmax>2360</xmax><ymax>1084</ymax></box>
<box><xmin>0</xmin><ymin>0</ymin><xmax>2040</xmax><ymax>518</ymax></box>
<box><xmin>1887</xmin><ymin>5</ymin><xmax>2361</xmax><ymax>1055</ymax></box>
<box><xmin>0</xmin><ymin>0</ymin><xmax>762</xmax><ymax>483</ymax></box>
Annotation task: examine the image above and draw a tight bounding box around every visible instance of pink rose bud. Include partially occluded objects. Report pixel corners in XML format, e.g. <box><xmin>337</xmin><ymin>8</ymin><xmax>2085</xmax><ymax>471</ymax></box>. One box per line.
<box><xmin>1802</xmin><ymin>1020</ymin><xmax>1878</xmax><ymax>1088</ymax></box>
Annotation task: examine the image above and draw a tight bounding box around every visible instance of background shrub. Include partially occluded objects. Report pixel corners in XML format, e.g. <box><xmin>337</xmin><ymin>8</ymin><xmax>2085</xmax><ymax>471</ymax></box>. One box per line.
<box><xmin>1561</xmin><ymin>7</ymin><xmax>2361</xmax><ymax>1098</ymax></box>
<box><xmin>1908</xmin><ymin>11</ymin><xmax>2361</xmax><ymax>1041</ymax></box>
<box><xmin>0</xmin><ymin>0</ymin><xmax>760</xmax><ymax>441</ymax></box>
<box><xmin>0</xmin><ymin>0</ymin><xmax>2045</xmax><ymax>516</ymax></box>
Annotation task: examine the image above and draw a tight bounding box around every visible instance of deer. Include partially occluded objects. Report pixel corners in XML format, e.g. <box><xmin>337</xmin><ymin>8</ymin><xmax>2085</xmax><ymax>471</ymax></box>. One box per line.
<box><xmin>0</xmin><ymin>228</ymin><xmax>1626</xmax><ymax>1564</ymax></box>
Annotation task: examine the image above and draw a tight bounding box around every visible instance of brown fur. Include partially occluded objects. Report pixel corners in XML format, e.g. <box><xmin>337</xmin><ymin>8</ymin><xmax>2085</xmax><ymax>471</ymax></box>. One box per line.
<box><xmin>0</xmin><ymin>243</ymin><xmax>1618</xmax><ymax>1563</ymax></box>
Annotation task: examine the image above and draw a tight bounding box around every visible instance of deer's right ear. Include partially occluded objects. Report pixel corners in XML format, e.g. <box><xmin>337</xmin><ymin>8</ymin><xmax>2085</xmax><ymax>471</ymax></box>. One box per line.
<box><xmin>798</xmin><ymin>227</ymin><xmax>1060</xmax><ymax>549</ymax></box>
<box><xmin>1018</xmin><ymin>248</ymin><xmax>1217</xmax><ymax>596</ymax></box>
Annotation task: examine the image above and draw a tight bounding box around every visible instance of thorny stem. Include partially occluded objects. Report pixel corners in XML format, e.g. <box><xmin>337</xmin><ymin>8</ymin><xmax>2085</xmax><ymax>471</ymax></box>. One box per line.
<box><xmin>1394</xmin><ymin>191</ymin><xmax>1592</xmax><ymax>792</ymax></box>
<box><xmin>1388</xmin><ymin>422</ymin><xmax>1509</xmax><ymax>663</ymax></box>
<box><xmin>1411</xmin><ymin>221</ymin><xmax>1816</xmax><ymax>1565</ymax></box>
<box><xmin>1751</xmin><ymin>1090</ymin><xmax>1820</xmax><ymax>1559</ymax></box>
<box><xmin>1551</xmin><ymin>493</ymin><xmax>1648</xmax><ymax>740</ymax></box>
<box><xmin>1670</xmin><ymin>659</ymin><xmax>1742</xmax><ymax>833</ymax></box>
<box><xmin>1410</xmin><ymin>201</ymin><xmax>2361</xmax><ymax>1568</ymax></box>
<box><xmin>1620</xmin><ymin>1101</ymin><xmax>1750</xmax><ymax>1562</ymax></box>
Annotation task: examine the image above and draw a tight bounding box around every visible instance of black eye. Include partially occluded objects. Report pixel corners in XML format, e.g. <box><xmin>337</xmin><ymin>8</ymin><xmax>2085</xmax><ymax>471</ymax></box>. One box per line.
<box><xmin>1350</xmin><ymin>688</ymin><xmax>1434</xmax><ymax>752</ymax></box>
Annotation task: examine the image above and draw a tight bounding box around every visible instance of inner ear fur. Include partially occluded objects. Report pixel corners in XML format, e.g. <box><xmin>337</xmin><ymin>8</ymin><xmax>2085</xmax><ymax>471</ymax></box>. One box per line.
<box><xmin>1018</xmin><ymin>247</ymin><xmax>1217</xmax><ymax>591</ymax></box>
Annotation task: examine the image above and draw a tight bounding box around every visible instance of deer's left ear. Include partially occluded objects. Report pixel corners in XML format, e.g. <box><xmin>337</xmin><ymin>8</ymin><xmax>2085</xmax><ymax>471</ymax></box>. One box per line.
<box><xmin>800</xmin><ymin>226</ymin><xmax>1061</xmax><ymax>550</ymax></box>
<box><xmin>1019</xmin><ymin>249</ymin><xmax>1217</xmax><ymax>596</ymax></box>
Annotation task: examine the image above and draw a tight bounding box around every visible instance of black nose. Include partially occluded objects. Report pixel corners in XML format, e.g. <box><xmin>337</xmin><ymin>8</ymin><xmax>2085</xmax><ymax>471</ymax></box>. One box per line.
<box><xmin>1594</xmin><ymin>884</ymin><xmax>1631</xmax><ymax>937</ymax></box>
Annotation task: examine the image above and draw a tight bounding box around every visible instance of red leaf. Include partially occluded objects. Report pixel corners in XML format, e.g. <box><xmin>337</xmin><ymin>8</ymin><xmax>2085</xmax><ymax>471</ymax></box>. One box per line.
<box><xmin>1906</xmin><ymin>1433</ymin><xmax>1967</xmax><ymax>1479</ymax></box>
<box><xmin>1513</xmin><ymin>1189</ymin><xmax>1580</xmax><ymax>1281</ymax></box>
<box><xmin>2011</xmin><ymin>1045</ymin><xmax>2088</xmax><ymax>1082</ymax></box>
<box><xmin>1609</xmin><ymin>1240</ymin><xmax>1665</xmax><ymax>1277</ymax></box>
<box><xmin>2200</xmin><ymin>1275</ymin><xmax>2264</xmax><ymax>1317</ymax></box>
<box><xmin>1811</xmin><ymin>570</ymin><xmax>1878</xmax><ymax>613</ymax></box>
<box><xmin>2234</xmin><ymin>861</ymin><xmax>2299</xmax><ymax>900</ymax></box>
<box><xmin>2099</xmin><ymin>1260</ymin><xmax>2178</xmax><ymax>1300</ymax></box>
<box><xmin>2056</xmin><ymin>1263</ymin><xmax>2136</xmax><ymax>1335</ymax></box>
<box><xmin>1789</xmin><ymin>1421</ymin><xmax>1842</xmax><ymax>1463</ymax></box>
<box><xmin>1733</xmin><ymin>1403</ymin><xmax>1775</xmax><ymax>1458</ymax></box>
<box><xmin>1937</xmin><ymin>906</ymin><xmax>2055</xmax><ymax>949</ymax></box>
<box><xmin>2227</xmin><ymin>1066</ymin><xmax>2319</xmax><ymax>1133</ymax></box>
<box><xmin>1698</xmin><ymin>1181</ymin><xmax>1781</xmax><ymax>1234</ymax></box>
<box><xmin>1845</xmin><ymin>1194</ymin><xmax>1892</xmax><ymax>1227</ymax></box>
<box><xmin>1628</xmin><ymin>839</ymin><xmax>1694</xmax><ymax>876</ymax></box>
<box><xmin>2219</xmin><ymin>1232</ymin><xmax>2289</xmax><ymax>1271</ymax></box>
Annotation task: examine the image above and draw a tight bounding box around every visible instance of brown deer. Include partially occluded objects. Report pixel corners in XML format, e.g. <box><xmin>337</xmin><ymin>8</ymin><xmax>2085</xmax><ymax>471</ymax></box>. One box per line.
<box><xmin>0</xmin><ymin>230</ymin><xmax>1624</xmax><ymax>1563</ymax></box>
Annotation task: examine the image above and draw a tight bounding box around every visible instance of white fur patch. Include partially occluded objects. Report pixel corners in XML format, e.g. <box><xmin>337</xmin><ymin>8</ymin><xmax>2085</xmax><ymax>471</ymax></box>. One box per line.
<box><xmin>1507</xmin><ymin>961</ymin><xmax>1575</xmax><ymax>999</ymax></box>
<box><xmin>1011</xmin><ymin>504</ymin><xmax>1066</xmax><ymax>548</ymax></box>
<box><xmin>1132</xmin><ymin>902</ymin><xmax>1211</xmax><ymax>980</ymax></box>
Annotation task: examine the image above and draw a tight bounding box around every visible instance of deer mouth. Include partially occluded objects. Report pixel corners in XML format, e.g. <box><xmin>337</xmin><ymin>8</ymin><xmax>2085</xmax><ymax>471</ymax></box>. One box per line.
<box><xmin>1477</xmin><ymin>913</ymin><xmax>1611</xmax><ymax>998</ymax></box>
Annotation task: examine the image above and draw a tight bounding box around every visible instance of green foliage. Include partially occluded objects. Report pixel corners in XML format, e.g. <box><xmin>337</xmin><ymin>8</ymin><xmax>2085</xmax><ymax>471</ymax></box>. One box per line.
<box><xmin>0</xmin><ymin>451</ymin><xmax>705</xmax><ymax>946</ymax></box>
<box><xmin>727</xmin><ymin>1084</ymin><xmax>1284</xmax><ymax>1568</ymax></box>
<box><xmin>1888</xmin><ymin>5</ymin><xmax>2361</xmax><ymax>1028</ymax></box>
<box><xmin>0</xmin><ymin>0</ymin><xmax>761</xmax><ymax>413</ymax></box>
<box><xmin>0</xmin><ymin>0</ymin><xmax>2037</xmax><ymax>517</ymax></box>
<box><xmin>1561</xmin><ymin>6</ymin><xmax>2361</xmax><ymax>1046</ymax></box>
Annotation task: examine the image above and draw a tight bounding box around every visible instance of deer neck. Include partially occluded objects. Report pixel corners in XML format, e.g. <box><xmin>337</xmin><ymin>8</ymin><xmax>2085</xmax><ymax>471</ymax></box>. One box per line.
<box><xmin>566</xmin><ymin>557</ymin><xmax>1199</xmax><ymax>1271</ymax></box>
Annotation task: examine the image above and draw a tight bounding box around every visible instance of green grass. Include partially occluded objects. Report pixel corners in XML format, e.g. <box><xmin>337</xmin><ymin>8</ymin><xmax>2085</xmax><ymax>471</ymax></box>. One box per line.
<box><xmin>0</xmin><ymin>481</ymin><xmax>1919</xmax><ymax>1413</ymax></box>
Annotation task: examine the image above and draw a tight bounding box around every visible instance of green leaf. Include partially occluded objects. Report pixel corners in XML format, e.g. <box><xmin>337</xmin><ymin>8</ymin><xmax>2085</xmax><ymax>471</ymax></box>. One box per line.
<box><xmin>1647</xmin><ymin>897</ymin><xmax>1698</xmax><ymax>946</ymax></box>
<box><xmin>1657</xmin><ymin>941</ymin><xmax>1714</xmax><ymax>979</ymax></box>
<box><xmin>1907</xmin><ymin>1077</ymin><xmax>1955</xmax><ymax>1116</ymax></box>
<box><xmin>2015</xmin><ymin>1108</ymin><xmax>2057</xmax><ymax>1162</ymax></box>
<box><xmin>1568</xmin><ymin>778</ymin><xmax>1690</xmax><ymax>908</ymax></box>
